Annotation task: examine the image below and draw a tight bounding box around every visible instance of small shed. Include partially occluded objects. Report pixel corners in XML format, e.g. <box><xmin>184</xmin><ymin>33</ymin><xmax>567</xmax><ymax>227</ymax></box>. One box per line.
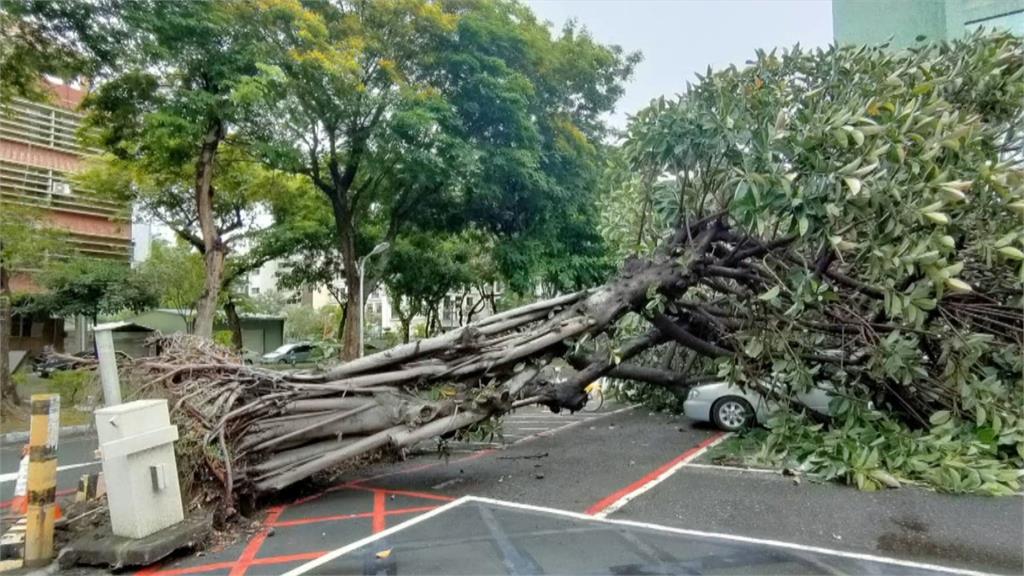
<box><xmin>127</xmin><ymin>309</ymin><xmax>285</xmax><ymax>355</ymax></box>
<box><xmin>91</xmin><ymin>321</ymin><xmax>158</xmax><ymax>357</ymax></box>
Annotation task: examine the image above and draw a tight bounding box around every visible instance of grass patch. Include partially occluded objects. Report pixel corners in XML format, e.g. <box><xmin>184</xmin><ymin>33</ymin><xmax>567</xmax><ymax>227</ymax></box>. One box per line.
<box><xmin>0</xmin><ymin>406</ymin><xmax>93</xmax><ymax>434</ymax></box>
<box><xmin>2</xmin><ymin>369</ymin><xmax>98</xmax><ymax>434</ymax></box>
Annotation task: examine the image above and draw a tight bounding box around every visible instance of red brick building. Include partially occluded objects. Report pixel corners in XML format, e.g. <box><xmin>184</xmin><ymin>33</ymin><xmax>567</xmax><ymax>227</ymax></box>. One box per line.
<box><xmin>1</xmin><ymin>80</ymin><xmax>133</xmax><ymax>353</ymax></box>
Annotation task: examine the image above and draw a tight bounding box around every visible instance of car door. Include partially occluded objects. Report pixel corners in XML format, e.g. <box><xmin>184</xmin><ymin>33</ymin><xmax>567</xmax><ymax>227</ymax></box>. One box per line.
<box><xmin>798</xmin><ymin>385</ymin><xmax>835</xmax><ymax>415</ymax></box>
<box><xmin>291</xmin><ymin>345</ymin><xmax>312</xmax><ymax>363</ymax></box>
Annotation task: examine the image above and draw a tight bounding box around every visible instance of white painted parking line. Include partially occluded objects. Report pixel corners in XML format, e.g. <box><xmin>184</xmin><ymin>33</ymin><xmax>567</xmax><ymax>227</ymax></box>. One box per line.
<box><xmin>683</xmin><ymin>462</ymin><xmax>780</xmax><ymax>474</ymax></box>
<box><xmin>284</xmin><ymin>495</ymin><xmax>992</xmax><ymax>576</ymax></box>
<box><xmin>0</xmin><ymin>460</ymin><xmax>100</xmax><ymax>483</ymax></box>
<box><xmin>280</xmin><ymin>497</ymin><xmax>471</xmax><ymax>576</ymax></box>
<box><xmin>509</xmin><ymin>405</ymin><xmax>636</xmax><ymax>447</ymax></box>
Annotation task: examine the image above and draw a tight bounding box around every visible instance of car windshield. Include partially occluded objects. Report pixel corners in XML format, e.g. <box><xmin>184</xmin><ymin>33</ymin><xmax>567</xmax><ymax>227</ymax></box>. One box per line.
<box><xmin>267</xmin><ymin>344</ymin><xmax>299</xmax><ymax>355</ymax></box>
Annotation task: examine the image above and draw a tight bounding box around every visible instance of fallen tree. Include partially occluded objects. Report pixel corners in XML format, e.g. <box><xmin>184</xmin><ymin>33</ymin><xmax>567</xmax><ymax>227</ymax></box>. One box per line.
<box><xmin>96</xmin><ymin>31</ymin><xmax>1023</xmax><ymax>508</ymax></box>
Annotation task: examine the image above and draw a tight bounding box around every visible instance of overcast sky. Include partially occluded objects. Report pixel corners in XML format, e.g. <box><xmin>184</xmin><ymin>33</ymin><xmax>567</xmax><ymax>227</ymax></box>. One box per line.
<box><xmin>525</xmin><ymin>0</ymin><xmax>835</xmax><ymax>128</ymax></box>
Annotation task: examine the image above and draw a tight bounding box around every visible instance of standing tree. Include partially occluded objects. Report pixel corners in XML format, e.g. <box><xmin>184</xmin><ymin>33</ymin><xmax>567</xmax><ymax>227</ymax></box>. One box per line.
<box><xmin>235</xmin><ymin>0</ymin><xmax>637</xmax><ymax>358</ymax></box>
<box><xmin>0</xmin><ymin>205</ymin><xmax>63</xmax><ymax>406</ymax></box>
<box><xmin>79</xmin><ymin>0</ymin><xmax>267</xmax><ymax>339</ymax></box>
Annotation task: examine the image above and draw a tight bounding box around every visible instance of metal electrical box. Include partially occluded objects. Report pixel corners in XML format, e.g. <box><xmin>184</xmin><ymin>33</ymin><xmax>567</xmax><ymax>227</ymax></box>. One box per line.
<box><xmin>95</xmin><ymin>400</ymin><xmax>184</xmax><ymax>539</ymax></box>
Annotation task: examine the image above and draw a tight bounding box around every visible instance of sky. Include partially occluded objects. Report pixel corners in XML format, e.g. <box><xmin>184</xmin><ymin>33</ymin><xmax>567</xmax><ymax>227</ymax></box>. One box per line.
<box><xmin>525</xmin><ymin>0</ymin><xmax>835</xmax><ymax>128</ymax></box>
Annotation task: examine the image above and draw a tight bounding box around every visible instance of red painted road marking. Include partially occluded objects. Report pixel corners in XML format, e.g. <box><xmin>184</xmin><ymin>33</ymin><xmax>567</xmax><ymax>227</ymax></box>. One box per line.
<box><xmin>341</xmin><ymin>484</ymin><xmax>455</xmax><ymax>502</ymax></box>
<box><xmin>138</xmin><ymin>551</ymin><xmax>328</xmax><ymax>576</ymax></box>
<box><xmin>227</xmin><ymin>505</ymin><xmax>285</xmax><ymax>576</ymax></box>
<box><xmin>136</xmin><ymin>559</ymin><xmax>237</xmax><ymax>576</ymax></box>
<box><xmin>372</xmin><ymin>489</ymin><xmax>387</xmax><ymax>533</ymax></box>
<box><xmin>586</xmin><ymin>432</ymin><xmax>728</xmax><ymax>517</ymax></box>
<box><xmin>270</xmin><ymin>505</ymin><xmax>438</xmax><ymax>528</ymax></box>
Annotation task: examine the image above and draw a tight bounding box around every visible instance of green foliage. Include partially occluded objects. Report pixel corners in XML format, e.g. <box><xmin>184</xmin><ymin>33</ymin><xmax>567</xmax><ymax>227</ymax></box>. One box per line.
<box><xmin>283</xmin><ymin>304</ymin><xmax>340</xmax><ymax>343</ymax></box>
<box><xmin>21</xmin><ymin>257</ymin><xmax>157</xmax><ymax>320</ymax></box>
<box><xmin>748</xmin><ymin>403</ymin><xmax>1023</xmax><ymax>496</ymax></box>
<box><xmin>48</xmin><ymin>369</ymin><xmax>96</xmax><ymax>406</ymax></box>
<box><xmin>0</xmin><ymin>0</ymin><xmax>119</xmax><ymax>102</ymax></box>
<box><xmin>140</xmin><ymin>241</ymin><xmax>205</xmax><ymax>313</ymax></box>
<box><xmin>608</xmin><ymin>32</ymin><xmax>1024</xmax><ymax>493</ymax></box>
<box><xmin>235</xmin><ymin>0</ymin><xmax>635</xmax><ymax>322</ymax></box>
<box><xmin>0</xmin><ymin>203</ymin><xmax>65</xmax><ymax>277</ymax></box>
<box><xmin>212</xmin><ymin>330</ymin><xmax>234</xmax><ymax>348</ymax></box>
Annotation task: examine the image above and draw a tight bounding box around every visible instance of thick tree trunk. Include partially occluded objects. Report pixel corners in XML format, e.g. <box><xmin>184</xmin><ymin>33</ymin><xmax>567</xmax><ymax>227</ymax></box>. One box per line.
<box><xmin>0</xmin><ymin>265</ymin><xmax>18</xmax><ymax>405</ymax></box>
<box><xmin>195</xmin><ymin>248</ymin><xmax>226</xmax><ymax>339</ymax></box>
<box><xmin>332</xmin><ymin>200</ymin><xmax>361</xmax><ymax>360</ymax></box>
<box><xmin>224</xmin><ymin>298</ymin><xmax>243</xmax><ymax>351</ymax></box>
<box><xmin>341</xmin><ymin>268</ymin><xmax>360</xmax><ymax>360</ymax></box>
<box><xmin>193</xmin><ymin>120</ymin><xmax>226</xmax><ymax>340</ymax></box>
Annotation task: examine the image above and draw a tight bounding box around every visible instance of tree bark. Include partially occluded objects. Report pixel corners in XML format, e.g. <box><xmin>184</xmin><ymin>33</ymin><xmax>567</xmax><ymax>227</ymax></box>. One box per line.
<box><xmin>224</xmin><ymin>298</ymin><xmax>243</xmax><ymax>351</ymax></box>
<box><xmin>0</xmin><ymin>264</ymin><xmax>18</xmax><ymax>405</ymax></box>
<box><xmin>193</xmin><ymin>120</ymin><xmax>227</xmax><ymax>340</ymax></box>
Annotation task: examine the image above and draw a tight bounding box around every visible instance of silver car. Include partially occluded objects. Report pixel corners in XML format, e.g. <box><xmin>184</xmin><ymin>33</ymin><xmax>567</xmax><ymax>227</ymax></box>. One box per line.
<box><xmin>683</xmin><ymin>381</ymin><xmax>833</xmax><ymax>431</ymax></box>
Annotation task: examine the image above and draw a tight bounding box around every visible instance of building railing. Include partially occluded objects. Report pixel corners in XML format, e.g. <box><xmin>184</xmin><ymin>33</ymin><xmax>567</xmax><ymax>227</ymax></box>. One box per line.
<box><xmin>0</xmin><ymin>160</ymin><xmax>124</xmax><ymax>219</ymax></box>
<box><xmin>0</xmin><ymin>97</ymin><xmax>101</xmax><ymax>156</ymax></box>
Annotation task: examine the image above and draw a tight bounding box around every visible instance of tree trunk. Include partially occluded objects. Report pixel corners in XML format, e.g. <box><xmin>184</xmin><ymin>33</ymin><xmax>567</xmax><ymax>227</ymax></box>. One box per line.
<box><xmin>195</xmin><ymin>247</ymin><xmax>226</xmax><ymax>339</ymax></box>
<box><xmin>334</xmin><ymin>204</ymin><xmax>361</xmax><ymax>360</ymax></box>
<box><xmin>192</xmin><ymin>120</ymin><xmax>226</xmax><ymax>340</ymax></box>
<box><xmin>224</xmin><ymin>298</ymin><xmax>243</xmax><ymax>351</ymax></box>
<box><xmin>0</xmin><ymin>265</ymin><xmax>18</xmax><ymax>405</ymax></box>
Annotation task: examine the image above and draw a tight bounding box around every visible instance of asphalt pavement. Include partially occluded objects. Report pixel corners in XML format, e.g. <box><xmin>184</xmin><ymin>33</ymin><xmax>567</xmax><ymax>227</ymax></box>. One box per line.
<box><xmin>611</xmin><ymin>463</ymin><xmax>1024</xmax><ymax>574</ymax></box>
<box><xmin>16</xmin><ymin>404</ymin><xmax>1022</xmax><ymax>575</ymax></box>
<box><xmin>0</xmin><ymin>431</ymin><xmax>99</xmax><ymax>502</ymax></box>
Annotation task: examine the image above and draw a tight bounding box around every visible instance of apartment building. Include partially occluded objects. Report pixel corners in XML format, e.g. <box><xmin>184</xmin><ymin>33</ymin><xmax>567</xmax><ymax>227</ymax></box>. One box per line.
<box><xmin>0</xmin><ymin>80</ymin><xmax>133</xmax><ymax>353</ymax></box>
<box><xmin>834</xmin><ymin>0</ymin><xmax>1022</xmax><ymax>48</ymax></box>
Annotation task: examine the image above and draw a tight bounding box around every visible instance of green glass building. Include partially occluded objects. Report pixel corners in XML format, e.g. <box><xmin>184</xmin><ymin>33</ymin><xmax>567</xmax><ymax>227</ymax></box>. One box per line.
<box><xmin>833</xmin><ymin>0</ymin><xmax>1024</xmax><ymax>48</ymax></box>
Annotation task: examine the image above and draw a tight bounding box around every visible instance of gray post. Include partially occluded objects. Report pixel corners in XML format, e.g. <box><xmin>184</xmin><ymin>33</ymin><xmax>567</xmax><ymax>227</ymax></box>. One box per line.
<box><xmin>94</xmin><ymin>327</ymin><xmax>122</xmax><ymax>406</ymax></box>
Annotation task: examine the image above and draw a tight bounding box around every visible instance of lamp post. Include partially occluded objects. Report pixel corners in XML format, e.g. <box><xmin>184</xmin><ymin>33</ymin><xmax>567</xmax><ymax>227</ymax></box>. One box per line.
<box><xmin>358</xmin><ymin>242</ymin><xmax>389</xmax><ymax>357</ymax></box>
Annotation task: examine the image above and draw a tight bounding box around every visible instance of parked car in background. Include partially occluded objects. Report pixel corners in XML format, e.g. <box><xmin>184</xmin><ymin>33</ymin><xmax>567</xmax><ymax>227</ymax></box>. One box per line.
<box><xmin>260</xmin><ymin>342</ymin><xmax>316</xmax><ymax>365</ymax></box>
<box><xmin>683</xmin><ymin>381</ymin><xmax>834</xmax><ymax>431</ymax></box>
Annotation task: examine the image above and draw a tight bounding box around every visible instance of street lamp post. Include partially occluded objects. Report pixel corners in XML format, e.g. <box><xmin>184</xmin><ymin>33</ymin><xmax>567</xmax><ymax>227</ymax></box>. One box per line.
<box><xmin>358</xmin><ymin>242</ymin><xmax>390</xmax><ymax>357</ymax></box>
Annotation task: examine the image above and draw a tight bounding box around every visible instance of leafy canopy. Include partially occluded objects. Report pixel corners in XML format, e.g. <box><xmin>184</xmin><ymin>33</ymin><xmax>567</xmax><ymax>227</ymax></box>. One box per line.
<box><xmin>613</xmin><ymin>31</ymin><xmax>1023</xmax><ymax>494</ymax></box>
<box><xmin>235</xmin><ymin>0</ymin><xmax>637</xmax><ymax>293</ymax></box>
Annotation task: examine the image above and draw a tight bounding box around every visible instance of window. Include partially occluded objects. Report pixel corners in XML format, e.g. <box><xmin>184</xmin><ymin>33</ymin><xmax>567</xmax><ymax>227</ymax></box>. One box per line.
<box><xmin>49</xmin><ymin>180</ymin><xmax>71</xmax><ymax>195</ymax></box>
<box><xmin>11</xmin><ymin>315</ymin><xmax>39</xmax><ymax>338</ymax></box>
<box><xmin>250</xmin><ymin>286</ymin><xmax>261</xmax><ymax>296</ymax></box>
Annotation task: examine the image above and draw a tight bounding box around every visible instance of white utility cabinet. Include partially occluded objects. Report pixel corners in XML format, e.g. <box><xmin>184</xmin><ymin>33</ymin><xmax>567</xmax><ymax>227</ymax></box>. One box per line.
<box><xmin>95</xmin><ymin>399</ymin><xmax>184</xmax><ymax>538</ymax></box>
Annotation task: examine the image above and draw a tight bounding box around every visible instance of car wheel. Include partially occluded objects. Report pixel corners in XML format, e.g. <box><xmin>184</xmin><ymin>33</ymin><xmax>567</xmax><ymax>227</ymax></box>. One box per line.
<box><xmin>711</xmin><ymin>396</ymin><xmax>754</xmax><ymax>431</ymax></box>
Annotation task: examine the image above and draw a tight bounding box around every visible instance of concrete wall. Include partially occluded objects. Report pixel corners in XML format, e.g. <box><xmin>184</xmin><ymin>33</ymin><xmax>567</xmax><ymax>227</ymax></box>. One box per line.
<box><xmin>833</xmin><ymin>0</ymin><xmax>1023</xmax><ymax>47</ymax></box>
<box><xmin>833</xmin><ymin>0</ymin><xmax>946</xmax><ymax>48</ymax></box>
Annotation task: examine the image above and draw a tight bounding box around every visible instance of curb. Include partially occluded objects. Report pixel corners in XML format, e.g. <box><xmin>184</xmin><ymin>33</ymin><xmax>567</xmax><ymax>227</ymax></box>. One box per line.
<box><xmin>0</xmin><ymin>424</ymin><xmax>95</xmax><ymax>445</ymax></box>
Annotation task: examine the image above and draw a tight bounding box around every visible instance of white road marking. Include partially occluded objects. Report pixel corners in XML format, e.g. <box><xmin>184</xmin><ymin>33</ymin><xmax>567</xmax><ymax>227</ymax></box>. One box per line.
<box><xmin>0</xmin><ymin>460</ymin><xmax>100</xmax><ymax>483</ymax></box>
<box><xmin>280</xmin><ymin>496</ymin><xmax>471</xmax><ymax>576</ymax></box>
<box><xmin>509</xmin><ymin>405</ymin><xmax>636</xmax><ymax>447</ymax></box>
<box><xmin>683</xmin><ymin>462</ymin><xmax>780</xmax><ymax>474</ymax></box>
<box><xmin>592</xmin><ymin>432</ymin><xmax>732</xmax><ymax>519</ymax></box>
<box><xmin>285</xmin><ymin>495</ymin><xmax>991</xmax><ymax>576</ymax></box>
